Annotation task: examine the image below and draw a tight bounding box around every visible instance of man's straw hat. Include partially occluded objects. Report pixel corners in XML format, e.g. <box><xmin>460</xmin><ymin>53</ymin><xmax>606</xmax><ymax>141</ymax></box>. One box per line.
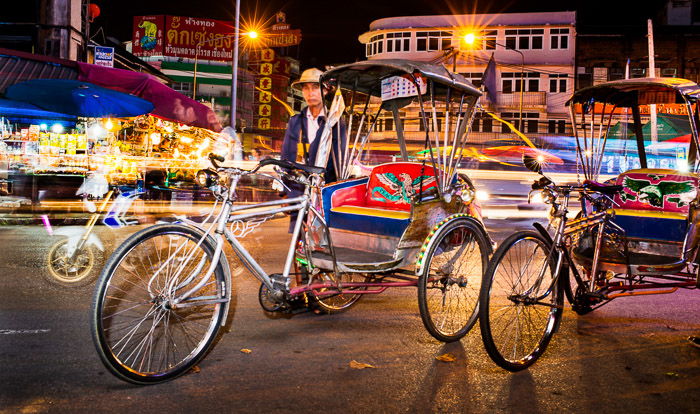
<box><xmin>291</xmin><ymin>68</ymin><xmax>323</xmax><ymax>90</ymax></box>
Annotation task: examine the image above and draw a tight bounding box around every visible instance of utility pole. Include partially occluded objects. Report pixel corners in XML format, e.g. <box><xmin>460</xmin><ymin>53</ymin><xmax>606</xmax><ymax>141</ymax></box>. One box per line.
<box><xmin>648</xmin><ymin>19</ymin><xmax>658</xmax><ymax>146</ymax></box>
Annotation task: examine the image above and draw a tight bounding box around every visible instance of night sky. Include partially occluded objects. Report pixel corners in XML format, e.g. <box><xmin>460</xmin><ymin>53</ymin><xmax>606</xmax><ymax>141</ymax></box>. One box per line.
<box><xmin>93</xmin><ymin>0</ymin><xmax>668</xmax><ymax>68</ymax></box>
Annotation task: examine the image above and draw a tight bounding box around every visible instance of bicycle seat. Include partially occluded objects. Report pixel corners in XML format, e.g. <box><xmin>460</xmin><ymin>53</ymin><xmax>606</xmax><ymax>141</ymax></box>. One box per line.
<box><xmin>583</xmin><ymin>180</ymin><xmax>622</xmax><ymax>195</ymax></box>
<box><xmin>259</xmin><ymin>158</ymin><xmax>326</xmax><ymax>176</ymax></box>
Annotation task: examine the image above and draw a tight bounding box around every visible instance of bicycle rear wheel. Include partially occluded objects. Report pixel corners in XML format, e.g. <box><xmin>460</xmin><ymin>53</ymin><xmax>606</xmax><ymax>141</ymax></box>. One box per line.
<box><xmin>418</xmin><ymin>218</ymin><xmax>491</xmax><ymax>342</ymax></box>
<box><xmin>479</xmin><ymin>230</ymin><xmax>563</xmax><ymax>371</ymax></box>
<box><xmin>91</xmin><ymin>224</ymin><xmax>227</xmax><ymax>384</ymax></box>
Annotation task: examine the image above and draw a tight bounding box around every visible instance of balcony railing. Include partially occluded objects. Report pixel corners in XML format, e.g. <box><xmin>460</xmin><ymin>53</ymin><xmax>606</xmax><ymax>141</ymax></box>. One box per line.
<box><xmin>497</xmin><ymin>91</ymin><xmax>547</xmax><ymax>108</ymax></box>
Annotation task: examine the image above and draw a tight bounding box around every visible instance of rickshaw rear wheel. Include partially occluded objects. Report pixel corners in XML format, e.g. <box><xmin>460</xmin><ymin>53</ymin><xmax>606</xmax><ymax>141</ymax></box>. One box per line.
<box><xmin>418</xmin><ymin>218</ymin><xmax>491</xmax><ymax>342</ymax></box>
<box><xmin>310</xmin><ymin>271</ymin><xmax>369</xmax><ymax>314</ymax></box>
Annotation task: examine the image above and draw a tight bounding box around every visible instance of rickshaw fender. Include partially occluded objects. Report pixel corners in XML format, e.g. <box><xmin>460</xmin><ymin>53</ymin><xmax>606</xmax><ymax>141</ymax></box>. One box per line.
<box><xmin>414</xmin><ymin>214</ymin><xmax>488</xmax><ymax>276</ymax></box>
<box><xmin>683</xmin><ymin>201</ymin><xmax>700</xmax><ymax>263</ymax></box>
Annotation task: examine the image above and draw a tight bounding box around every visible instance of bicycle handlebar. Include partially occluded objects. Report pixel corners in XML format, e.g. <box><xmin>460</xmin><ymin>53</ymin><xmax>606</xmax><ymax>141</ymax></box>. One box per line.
<box><xmin>256</xmin><ymin>158</ymin><xmax>326</xmax><ymax>176</ymax></box>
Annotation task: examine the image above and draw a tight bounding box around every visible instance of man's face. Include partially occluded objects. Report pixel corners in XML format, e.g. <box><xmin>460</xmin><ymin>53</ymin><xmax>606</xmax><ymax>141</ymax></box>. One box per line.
<box><xmin>301</xmin><ymin>83</ymin><xmax>322</xmax><ymax>108</ymax></box>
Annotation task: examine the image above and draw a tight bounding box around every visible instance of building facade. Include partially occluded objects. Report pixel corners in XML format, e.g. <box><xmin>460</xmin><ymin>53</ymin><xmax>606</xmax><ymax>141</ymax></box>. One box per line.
<box><xmin>358</xmin><ymin>11</ymin><xmax>577</xmax><ymax>144</ymax></box>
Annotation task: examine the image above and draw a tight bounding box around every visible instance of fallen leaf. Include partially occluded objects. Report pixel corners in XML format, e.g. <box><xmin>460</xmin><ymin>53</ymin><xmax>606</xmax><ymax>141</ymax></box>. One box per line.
<box><xmin>240</xmin><ymin>348</ymin><xmax>252</xmax><ymax>354</ymax></box>
<box><xmin>435</xmin><ymin>353</ymin><xmax>457</xmax><ymax>362</ymax></box>
<box><xmin>190</xmin><ymin>365</ymin><xmax>201</xmax><ymax>373</ymax></box>
<box><xmin>349</xmin><ymin>360</ymin><xmax>375</xmax><ymax>369</ymax></box>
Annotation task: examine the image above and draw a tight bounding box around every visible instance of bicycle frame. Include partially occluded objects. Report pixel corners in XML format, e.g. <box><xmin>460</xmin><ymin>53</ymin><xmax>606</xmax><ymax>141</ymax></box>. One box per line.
<box><xmin>163</xmin><ymin>169</ymin><xmax>337</xmax><ymax>308</ymax></box>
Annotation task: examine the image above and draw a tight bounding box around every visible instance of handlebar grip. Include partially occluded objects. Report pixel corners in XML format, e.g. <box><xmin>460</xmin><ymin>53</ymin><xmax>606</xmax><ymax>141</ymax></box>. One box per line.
<box><xmin>209</xmin><ymin>153</ymin><xmax>225</xmax><ymax>169</ymax></box>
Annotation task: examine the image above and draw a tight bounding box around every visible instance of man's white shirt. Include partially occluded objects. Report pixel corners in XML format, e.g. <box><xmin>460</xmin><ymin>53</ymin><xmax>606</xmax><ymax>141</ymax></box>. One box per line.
<box><xmin>305</xmin><ymin>108</ymin><xmax>325</xmax><ymax>145</ymax></box>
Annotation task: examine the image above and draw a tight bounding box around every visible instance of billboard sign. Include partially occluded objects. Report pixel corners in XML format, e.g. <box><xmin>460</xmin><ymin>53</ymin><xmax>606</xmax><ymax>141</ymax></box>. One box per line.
<box><xmin>132</xmin><ymin>15</ymin><xmax>234</xmax><ymax>61</ymax></box>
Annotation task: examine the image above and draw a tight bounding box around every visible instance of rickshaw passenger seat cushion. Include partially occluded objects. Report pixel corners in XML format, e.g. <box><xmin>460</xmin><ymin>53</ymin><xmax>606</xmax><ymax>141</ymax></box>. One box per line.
<box><xmin>610</xmin><ymin>168</ymin><xmax>697</xmax><ymax>242</ymax></box>
<box><xmin>321</xmin><ymin>162</ymin><xmax>441</xmax><ymax>238</ymax></box>
<box><xmin>365</xmin><ymin>162</ymin><xmax>438</xmax><ymax>211</ymax></box>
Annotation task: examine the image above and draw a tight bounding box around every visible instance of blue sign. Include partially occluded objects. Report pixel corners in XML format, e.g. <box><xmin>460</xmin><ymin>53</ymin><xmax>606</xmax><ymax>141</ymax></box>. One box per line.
<box><xmin>94</xmin><ymin>46</ymin><xmax>114</xmax><ymax>67</ymax></box>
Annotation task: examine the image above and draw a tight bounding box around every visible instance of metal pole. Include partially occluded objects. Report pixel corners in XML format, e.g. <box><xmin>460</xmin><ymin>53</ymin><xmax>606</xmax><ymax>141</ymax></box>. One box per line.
<box><xmin>517</xmin><ymin>49</ymin><xmax>524</xmax><ymax>131</ymax></box>
<box><xmin>648</xmin><ymin>18</ymin><xmax>658</xmax><ymax>146</ymax></box>
<box><xmin>230</xmin><ymin>0</ymin><xmax>241</xmax><ymax>131</ymax></box>
<box><xmin>193</xmin><ymin>47</ymin><xmax>199</xmax><ymax>99</ymax></box>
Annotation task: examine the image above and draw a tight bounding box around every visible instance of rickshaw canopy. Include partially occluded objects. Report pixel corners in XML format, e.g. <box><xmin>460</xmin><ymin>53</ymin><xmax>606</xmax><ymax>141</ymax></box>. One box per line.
<box><xmin>567</xmin><ymin>77</ymin><xmax>700</xmax><ymax>108</ymax></box>
<box><xmin>565</xmin><ymin>77</ymin><xmax>700</xmax><ymax>178</ymax></box>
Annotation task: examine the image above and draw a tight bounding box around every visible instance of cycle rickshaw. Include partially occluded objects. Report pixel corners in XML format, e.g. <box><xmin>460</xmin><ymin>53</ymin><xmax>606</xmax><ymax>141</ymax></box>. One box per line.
<box><xmin>91</xmin><ymin>59</ymin><xmax>493</xmax><ymax>384</ymax></box>
<box><xmin>478</xmin><ymin>77</ymin><xmax>700</xmax><ymax>371</ymax></box>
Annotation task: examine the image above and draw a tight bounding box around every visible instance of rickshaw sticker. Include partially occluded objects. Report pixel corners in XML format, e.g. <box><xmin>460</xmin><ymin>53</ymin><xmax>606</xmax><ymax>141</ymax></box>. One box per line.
<box><xmin>415</xmin><ymin>213</ymin><xmax>478</xmax><ymax>270</ymax></box>
<box><xmin>380</xmin><ymin>73</ymin><xmax>427</xmax><ymax>101</ymax></box>
<box><xmin>371</xmin><ymin>173</ymin><xmax>436</xmax><ymax>204</ymax></box>
<box><xmin>620</xmin><ymin>176</ymin><xmax>695</xmax><ymax>208</ymax></box>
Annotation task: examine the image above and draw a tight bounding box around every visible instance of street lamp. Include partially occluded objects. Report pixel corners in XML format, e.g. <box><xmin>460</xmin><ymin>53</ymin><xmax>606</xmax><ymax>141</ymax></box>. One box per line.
<box><xmin>462</xmin><ymin>32</ymin><xmax>525</xmax><ymax>130</ymax></box>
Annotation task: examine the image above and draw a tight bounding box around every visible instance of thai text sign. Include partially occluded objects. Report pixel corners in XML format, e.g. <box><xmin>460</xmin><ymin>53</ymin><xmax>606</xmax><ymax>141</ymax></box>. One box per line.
<box><xmin>265</xmin><ymin>30</ymin><xmax>302</xmax><ymax>48</ymax></box>
<box><xmin>133</xmin><ymin>15</ymin><xmax>234</xmax><ymax>61</ymax></box>
<box><xmin>94</xmin><ymin>46</ymin><xmax>114</xmax><ymax>67</ymax></box>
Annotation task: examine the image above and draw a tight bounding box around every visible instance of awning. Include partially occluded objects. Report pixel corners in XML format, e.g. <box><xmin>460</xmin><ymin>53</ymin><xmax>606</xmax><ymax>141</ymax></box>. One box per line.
<box><xmin>0</xmin><ymin>98</ymin><xmax>77</xmax><ymax>127</ymax></box>
<box><xmin>77</xmin><ymin>62</ymin><xmax>223</xmax><ymax>132</ymax></box>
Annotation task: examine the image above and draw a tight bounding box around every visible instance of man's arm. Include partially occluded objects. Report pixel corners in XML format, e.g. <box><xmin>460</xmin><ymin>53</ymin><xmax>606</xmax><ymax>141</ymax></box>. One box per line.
<box><xmin>281</xmin><ymin>114</ymin><xmax>300</xmax><ymax>162</ymax></box>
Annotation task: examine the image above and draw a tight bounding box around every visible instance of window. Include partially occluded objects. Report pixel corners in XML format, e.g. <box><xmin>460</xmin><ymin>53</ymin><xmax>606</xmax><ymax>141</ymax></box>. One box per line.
<box><xmin>549</xmin><ymin>74</ymin><xmax>568</xmax><ymax>93</ymax></box>
<box><xmin>504</xmin><ymin>29</ymin><xmax>544</xmax><ymax>50</ymax></box>
<box><xmin>417</xmin><ymin>31</ymin><xmax>452</xmax><ymax>52</ymax></box>
<box><xmin>609</xmin><ymin>67</ymin><xmax>625</xmax><ymax>81</ymax></box>
<box><xmin>577</xmin><ymin>67</ymin><xmax>593</xmax><ymax>88</ymax></box>
<box><xmin>630</xmin><ymin>67</ymin><xmax>646</xmax><ymax>78</ymax></box>
<box><xmin>472</xmin><ymin>114</ymin><xmax>493</xmax><ymax>132</ymax></box>
<box><xmin>548</xmin><ymin>120</ymin><xmax>567</xmax><ymax>134</ymax></box>
<box><xmin>418</xmin><ymin>112</ymin><xmax>444</xmax><ymax>131</ymax></box>
<box><xmin>661</xmin><ymin>67</ymin><xmax>678</xmax><ymax>77</ymax></box>
<box><xmin>172</xmin><ymin>81</ymin><xmax>193</xmax><ymax>97</ymax></box>
<box><xmin>386</xmin><ymin>32</ymin><xmax>411</xmax><ymax>53</ymax></box>
<box><xmin>385</xmin><ymin>117</ymin><xmax>394</xmax><ymax>131</ymax></box>
<box><xmin>373</xmin><ymin>117</ymin><xmax>395</xmax><ymax>132</ymax></box>
<box><xmin>366</xmin><ymin>34</ymin><xmax>385</xmax><ymax>57</ymax></box>
<box><xmin>469</xmin><ymin>30</ymin><xmax>497</xmax><ymax>50</ymax></box>
<box><xmin>501</xmin><ymin>112</ymin><xmax>539</xmax><ymax>133</ymax></box>
<box><xmin>550</xmin><ymin>28</ymin><xmax>570</xmax><ymax>49</ymax></box>
<box><xmin>502</xmin><ymin>72</ymin><xmax>540</xmax><ymax>93</ymax></box>
<box><xmin>460</xmin><ymin>72</ymin><xmax>484</xmax><ymax>88</ymax></box>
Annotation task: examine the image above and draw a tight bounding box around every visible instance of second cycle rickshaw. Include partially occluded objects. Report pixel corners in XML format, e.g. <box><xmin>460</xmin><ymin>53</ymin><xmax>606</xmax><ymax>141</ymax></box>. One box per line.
<box><xmin>91</xmin><ymin>60</ymin><xmax>493</xmax><ymax>384</ymax></box>
<box><xmin>479</xmin><ymin>77</ymin><xmax>700</xmax><ymax>371</ymax></box>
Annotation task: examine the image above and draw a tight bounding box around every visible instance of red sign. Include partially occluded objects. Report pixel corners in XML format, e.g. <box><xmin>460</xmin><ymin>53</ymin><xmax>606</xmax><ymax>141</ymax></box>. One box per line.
<box><xmin>133</xmin><ymin>15</ymin><xmax>234</xmax><ymax>61</ymax></box>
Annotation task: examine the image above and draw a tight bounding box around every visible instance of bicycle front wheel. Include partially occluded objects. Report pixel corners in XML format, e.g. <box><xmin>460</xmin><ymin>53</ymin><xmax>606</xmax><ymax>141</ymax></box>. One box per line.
<box><xmin>479</xmin><ymin>230</ymin><xmax>563</xmax><ymax>371</ymax></box>
<box><xmin>91</xmin><ymin>224</ymin><xmax>227</xmax><ymax>384</ymax></box>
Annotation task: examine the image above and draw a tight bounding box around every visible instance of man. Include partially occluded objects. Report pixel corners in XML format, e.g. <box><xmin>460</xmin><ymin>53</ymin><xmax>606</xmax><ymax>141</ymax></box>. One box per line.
<box><xmin>281</xmin><ymin>67</ymin><xmax>346</xmax><ymax>230</ymax></box>
<box><xmin>282</xmin><ymin>67</ymin><xmax>344</xmax><ymax>181</ymax></box>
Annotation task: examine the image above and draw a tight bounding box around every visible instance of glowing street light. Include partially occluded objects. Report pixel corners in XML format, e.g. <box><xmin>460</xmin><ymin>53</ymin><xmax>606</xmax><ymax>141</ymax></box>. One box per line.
<box><xmin>463</xmin><ymin>33</ymin><xmax>476</xmax><ymax>46</ymax></box>
<box><xmin>246</xmin><ymin>31</ymin><xmax>259</xmax><ymax>39</ymax></box>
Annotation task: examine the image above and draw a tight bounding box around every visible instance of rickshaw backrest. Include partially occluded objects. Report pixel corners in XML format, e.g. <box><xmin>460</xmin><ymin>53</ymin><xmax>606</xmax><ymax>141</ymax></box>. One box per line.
<box><xmin>612</xmin><ymin>169</ymin><xmax>698</xmax><ymax>214</ymax></box>
<box><xmin>365</xmin><ymin>162</ymin><xmax>438</xmax><ymax>211</ymax></box>
<box><xmin>610</xmin><ymin>169</ymin><xmax>698</xmax><ymax>242</ymax></box>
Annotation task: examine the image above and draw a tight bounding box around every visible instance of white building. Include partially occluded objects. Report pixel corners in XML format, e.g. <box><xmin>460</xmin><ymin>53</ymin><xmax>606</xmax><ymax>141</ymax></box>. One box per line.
<box><xmin>358</xmin><ymin>11</ymin><xmax>576</xmax><ymax>143</ymax></box>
